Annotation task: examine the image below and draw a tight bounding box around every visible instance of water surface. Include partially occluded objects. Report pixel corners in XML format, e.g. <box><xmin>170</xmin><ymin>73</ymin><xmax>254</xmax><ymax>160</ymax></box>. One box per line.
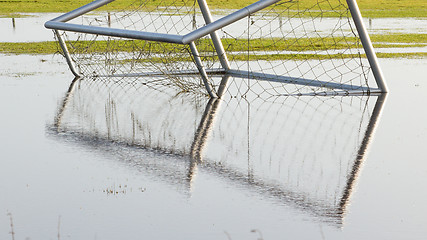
<box><xmin>0</xmin><ymin>54</ymin><xmax>426</xmax><ymax>239</ymax></box>
<box><xmin>1</xmin><ymin>13</ymin><xmax>426</xmax><ymax>42</ymax></box>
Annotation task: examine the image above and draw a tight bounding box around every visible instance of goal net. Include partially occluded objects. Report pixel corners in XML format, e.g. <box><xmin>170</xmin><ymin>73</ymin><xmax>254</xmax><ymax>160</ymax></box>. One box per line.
<box><xmin>48</xmin><ymin>0</ymin><xmax>386</xmax><ymax>96</ymax></box>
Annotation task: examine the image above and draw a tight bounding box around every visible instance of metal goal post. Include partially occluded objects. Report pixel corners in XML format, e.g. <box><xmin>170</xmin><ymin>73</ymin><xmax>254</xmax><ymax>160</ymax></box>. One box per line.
<box><xmin>45</xmin><ymin>0</ymin><xmax>388</xmax><ymax>97</ymax></box>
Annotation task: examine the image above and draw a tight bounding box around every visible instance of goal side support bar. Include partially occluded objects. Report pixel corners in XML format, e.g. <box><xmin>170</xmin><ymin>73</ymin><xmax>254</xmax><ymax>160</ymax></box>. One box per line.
<box><xmin>346</xmin><ymin>0</ymin><xmax>388</xmax><ymax>93</ymax></box>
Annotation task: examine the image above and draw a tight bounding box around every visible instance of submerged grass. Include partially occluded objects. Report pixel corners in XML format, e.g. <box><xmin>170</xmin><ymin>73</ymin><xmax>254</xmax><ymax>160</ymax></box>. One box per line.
<box><xmin>101</xmin><ymin>51</ymin><xmax>427</xmax><ymax>65</ymax></box>
<box><xmin>0</xmin><ymin>33</ymin><xmax>425</xmax><ymax>57</ymax></box>
<box><xmin>371</xmin><ymin>34</ymin><xmax>427</xmax><ymax>44</ymax></box>
<box><xmin>0</xmin><ymin>41</ymin><xmax>60</xmax><ymax>55</ymax></box>
<box><xmin>0</xmin><ymin>0</ymin><xmax>426</xmax><ymax>18</ymax></box>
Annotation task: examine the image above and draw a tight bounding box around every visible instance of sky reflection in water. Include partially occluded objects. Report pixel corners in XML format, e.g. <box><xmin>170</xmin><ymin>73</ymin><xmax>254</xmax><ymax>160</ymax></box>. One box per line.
<box><xmin>0</xmin><ymin>55</ymin><xmax>426</xmax><ymax>240</ymax></box>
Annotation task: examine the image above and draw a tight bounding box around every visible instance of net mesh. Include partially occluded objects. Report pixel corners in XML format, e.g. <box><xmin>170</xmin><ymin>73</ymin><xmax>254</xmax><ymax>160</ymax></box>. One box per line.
<box><xmin>57</xmin><ymin>0</ymin><xmax>377</xmax><ymax>96</ymax></box>
<box><xmin>51</xmin><ymin>75</ymin><xmax>382</xmax><ymax>224</ymax></box>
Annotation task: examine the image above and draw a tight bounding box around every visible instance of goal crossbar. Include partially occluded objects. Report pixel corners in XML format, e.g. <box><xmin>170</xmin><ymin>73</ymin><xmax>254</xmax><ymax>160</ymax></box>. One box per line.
<box><xmin>45</xmin><ymin>0</ymin><xmax>281</xmax><ymax>44</ymax></box>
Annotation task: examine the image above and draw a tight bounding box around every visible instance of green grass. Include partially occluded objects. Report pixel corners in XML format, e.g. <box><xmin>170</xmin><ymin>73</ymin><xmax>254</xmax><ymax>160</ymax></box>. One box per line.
<box><xmin>0</xmin><ymin>33</ymin><xmax>425</xmax><ymax>59</ymax></box>
<box><xmin>223</xmin><ymin>34</ymin><xmax>427</xmax><ymax>52</ymax></box>
<box><xmin>376</xmin><ymin>52</ymin><xmax>427</xmax><ymax>59</ymax></box>
<box><xmin>0</xmin><ymin>0</ymin><xmax>426</xmax><ymax>18</ymax></box>
<box><xmin>371</xmin><ymin>33</ymin><xmax>427</xmax><ymax>44</ymax></box>
<box><xmin>230</xmin><ymin>52</ymin><xmax>427</xmax><ymax>60</ymax></box>
<box><xmin>0</xmin><ymin>34</ymin><xmax>427</xmax><ymax>54</ymax></box>
<box><xmin>102</xmin><ymin>52</ymin><xmax>427</xmax><ymax>63</ymax></box>
<box><xmin>97</xmin><ymin>51</ymin><xmax>427</xmax><ymax>65</ymax></box>
<box><xmin>0</xmin><ymin>41</ymin><xmax>60</xmax><ymax>54</ymax></box>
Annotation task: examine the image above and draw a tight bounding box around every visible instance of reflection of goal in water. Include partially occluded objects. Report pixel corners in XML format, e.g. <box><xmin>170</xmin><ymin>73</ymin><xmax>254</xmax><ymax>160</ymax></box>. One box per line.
<box><xmin>50</xmin><ymin>74</ymin><xmax>386</xmax><ymax>226</ymax></box>
<box><xmin>46</xmin><ymin>0</ymin><xmax>388</xmax><ymax>226</ymax></box>
<box><xmin>45</xmin><ymin>0</ymin><xmax>388</xmax><ymax>97</ymax></box>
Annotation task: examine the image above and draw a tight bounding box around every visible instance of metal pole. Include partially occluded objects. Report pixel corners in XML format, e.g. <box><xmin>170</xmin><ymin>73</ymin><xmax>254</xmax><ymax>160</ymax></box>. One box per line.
<box><xmin>346</xmin><ymin>0</ymin><xmax>388</xmax><ymax>93</ymax></box>
<box><xmin>189</xmin><ymin>42</ymin><xmax>218</xmax><ymax>98</ymax></box>
<box><xmin>54</xmin><ymin>30</ymin><xmax>81</xmax><ymax>77</ymax></box>
<box><xmin>45</xmin><ymin>0</ymin><xmax>280</xmax><ymax>46</ymax></box>
<box><xmin>183</xmin><ymin>0</ymin><xmax>281</xmax><ymax>44</ymax></box>
<box><xmin>197</xmin><ymin>0</ymin><xmax>230</xmax><ymax>71</ymax></box>
<box><xmin>46</xmin><ymin>22</ymin><xmax>184</xmax><ymax>44</ymax></box>
<box><xmin>51</xmin><ymin>0</ymin><xmax>114</xmax><ymax>22</ymax></box>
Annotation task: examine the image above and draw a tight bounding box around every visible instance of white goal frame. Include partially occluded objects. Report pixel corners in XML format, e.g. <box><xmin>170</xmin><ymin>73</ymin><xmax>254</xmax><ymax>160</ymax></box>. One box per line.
<box><xmin>45</xmin><ymin>0</ymin><xmax>388</xmax><ymax>97</ymax></box>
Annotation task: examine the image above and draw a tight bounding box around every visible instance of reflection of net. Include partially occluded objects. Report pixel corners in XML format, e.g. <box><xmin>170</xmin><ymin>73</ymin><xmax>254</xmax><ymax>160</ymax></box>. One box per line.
<box><xmin>56</xmin><ymin>76</ymin><xmax>208</xmax><ymax>155</ymax></box>
<box><xmin>58</xmin><ymin>0</ymin><xmax>376</xmax><ymax>96</ymax></box>
<box><xmin>204</xmin><ymin>88</ymin><xmax>378</xmax><ymax>218</ymax></box>
<box><xmin>55</xmin><ymin>75</ymin><xmax>381</xmax><ymax>224</ymax></box>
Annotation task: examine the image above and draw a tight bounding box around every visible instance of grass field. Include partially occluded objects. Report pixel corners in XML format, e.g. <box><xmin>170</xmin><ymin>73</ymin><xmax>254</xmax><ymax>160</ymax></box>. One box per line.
<box><xmin>0</xmin><ymin>0</ymin><xmax>426</xmax><ymax>18</ymax></box>
<box><xmin>0</xmin><ymin>0</ymin><xmax>425</xmax><ymax>58</ymax></box>
<box><xmin>0</xmin><ymin>33</ymin><xmax>426</xmax><ymax>59</ymax></box>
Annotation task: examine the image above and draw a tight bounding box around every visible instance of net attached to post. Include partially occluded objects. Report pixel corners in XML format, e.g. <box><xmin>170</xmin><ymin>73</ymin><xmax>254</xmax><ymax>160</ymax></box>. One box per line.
<box><xmin>55</xmin><ymin>0</ymin><xmax>378</xmax><ymax>96</ymax></box>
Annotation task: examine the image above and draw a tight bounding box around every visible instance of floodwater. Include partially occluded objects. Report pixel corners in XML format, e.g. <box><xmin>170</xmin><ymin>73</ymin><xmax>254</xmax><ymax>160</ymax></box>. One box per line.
<box><xmin>1</xmin><ymin>53</ymin><xmax>426</xmax><ymax>239</ymax></box>
<box><xmin>1</xmin><ymin>13</ymin><xmax>427</xmax><ymax>42</ymax></box>
<box><xmin>1</xmin><ymin>9</ymin><xmax>427</xmax><ymax>240</ymax></box>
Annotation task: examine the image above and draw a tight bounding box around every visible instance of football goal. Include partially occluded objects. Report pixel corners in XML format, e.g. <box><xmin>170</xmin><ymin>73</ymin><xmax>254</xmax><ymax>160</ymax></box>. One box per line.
<box><xmin>45</xmin><ymin>0</ymin><xmax>388</xmax><ymax>97</ymax></box>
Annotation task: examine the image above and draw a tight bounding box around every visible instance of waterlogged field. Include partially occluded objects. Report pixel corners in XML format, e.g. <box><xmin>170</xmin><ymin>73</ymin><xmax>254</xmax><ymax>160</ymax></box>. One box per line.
<box><xmin>0</xmin><ymin>0</ymin><xmax>426</xmax><ymax>17</ymax></box>
<box><xmin>1</xmin><ymin>1</ymin><xmax>427</xmax><ymax>240</ymax></box>
<box><xmin>0</xmin><ymin>53</ymin><xmax>426</xmax><ymax>240</ymax></box>
<box><xmin>1</xmin><ymin>14</ymin><xmax>426</xmax><ymax>59</ymax></box>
